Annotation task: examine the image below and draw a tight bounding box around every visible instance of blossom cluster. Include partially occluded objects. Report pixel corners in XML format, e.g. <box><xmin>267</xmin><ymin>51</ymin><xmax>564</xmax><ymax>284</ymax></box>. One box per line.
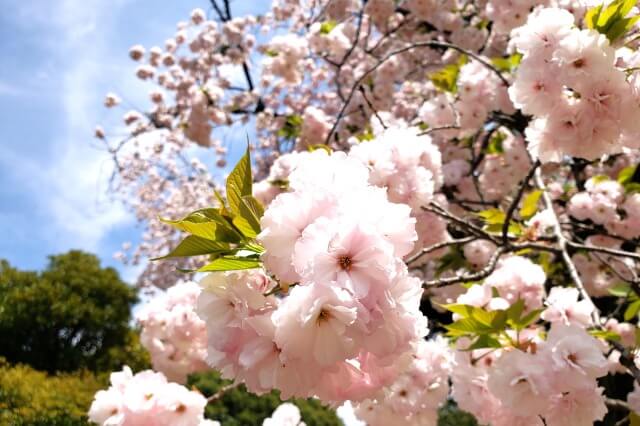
<box><xmin>137</xmin><ymin>281</ymin><xmax>209</xmax><ymax>383</ymax></box>
<box><xmin>452</xmin><ymin>324</ymin><xmax>608</xmax><ymax>426</ymax></box>
<box><xmin>197</xmin><ymin>149</ymin><xmax>426</xmax><ymax>403</ymax></box>
<box><xmin>456</xmin><ymin>255</ymin><xmax>546</xmax><ymax>313</ymax></box>
<box><xmin>88</xmin><ymin>367</ymin><xmax>217</xmax><ymax>426</ymax></box>
<box><xmin>93</xmin><ymin>1</ymin><xmax>640</xmax><ymax>424</ymax></box>
<box><xmin>511</xmin><ymin>7</ymin><xmax>640</xmax><ymax>162</ymax></box>
<box><xmin>353</xmin><ymin>338</ymin><xmax>452</xmax><ymax>426</ymax></box>
<box><xmin>568</xmin><ymin>177</ymin><xmax>640</xmax><ymax>240</ymax></box>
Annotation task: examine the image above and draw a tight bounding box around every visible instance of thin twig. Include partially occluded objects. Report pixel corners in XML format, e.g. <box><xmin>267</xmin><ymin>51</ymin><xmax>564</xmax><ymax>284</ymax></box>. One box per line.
<box><xmin>407</xmin><ymin>236</ymin><xmax>476</xmax><ymax>264</ymax></box>
<box><xmin>567</xmin><ymin>241</ymin><xmax>640</xmax><ymax>261</ymax></box>
<box><xmin>418</xmin><ymin>125</ymin><xmax>460</xmax><ymax>136</ymax></box>
<box><xmin>206</xmin><ymin>382</ymin><xmax>240</xmax><ymax>402</ymax></box>
<box><xmin>324</xmin><ymin>41</ymin><xmax>508</xmax><ymax>145</ymax></box>
<box><xmin>423</xmin><ymin>246</ymin><xmax>506</xmax><ymax>288</ymax></box>
<box><xmin>534</xmin><ymin>168</ymin><xmax>601</xmax><ymax>326</ymax></box>
<box><xmin>501</xmin><ymin>160</ymin><xmax>540</xmax><ymax>244</ymax></box>
<box><xmin>606</xmin><ymin>398</ymin><xmax>631</xmax><ymax>411</ymax></box>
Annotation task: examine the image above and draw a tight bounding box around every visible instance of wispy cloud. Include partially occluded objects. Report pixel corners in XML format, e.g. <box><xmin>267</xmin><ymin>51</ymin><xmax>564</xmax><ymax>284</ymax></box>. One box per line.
<box><xmin>0</xmin><ymin>0</ymin><xmax>140</xmax><ymax>273</ymax></box>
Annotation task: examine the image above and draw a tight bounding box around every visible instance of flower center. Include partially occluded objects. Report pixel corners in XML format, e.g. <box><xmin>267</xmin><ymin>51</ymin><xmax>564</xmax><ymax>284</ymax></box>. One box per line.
<box><xmin>338</xmin><ymin>255</ymin><xmax>353</xmax><ymax>271</ymax></box>
<box><xmin>572</xmin><ymin>58</ymin><xmax>585</xmax><ymax>69</ymax></box>
<box><xmin>318</xmin><ymin>308</ymin><xmax>331</xmax><ymax>324</ymax></box>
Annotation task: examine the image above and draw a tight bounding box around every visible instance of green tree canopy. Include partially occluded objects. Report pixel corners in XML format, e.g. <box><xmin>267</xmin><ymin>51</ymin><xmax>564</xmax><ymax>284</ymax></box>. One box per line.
<box><xmin>0</xmin><ymin>357</ymin><xmax>103</xmax><ymax>426</ymax></box>
<box><xmin>0</xmin><ymin>250</ymin><xmax>145</xmax><ymax>373</ymax></box>
<box><xmin>188</xmin><ymin>370</ymin><xmax>343</xmax><ymax>426</ymax></box>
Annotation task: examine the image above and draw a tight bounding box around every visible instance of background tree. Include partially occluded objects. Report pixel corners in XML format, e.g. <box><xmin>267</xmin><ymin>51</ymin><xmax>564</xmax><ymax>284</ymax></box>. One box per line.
<box><xmin>0</xmin><ymin>357</ymin><xmax>103</xmax><ymax>426</ymax></box>
<box><xmin>0</xmin><ymin>250</ymin><xmax>146</xmax><ymax>373</ymax></box>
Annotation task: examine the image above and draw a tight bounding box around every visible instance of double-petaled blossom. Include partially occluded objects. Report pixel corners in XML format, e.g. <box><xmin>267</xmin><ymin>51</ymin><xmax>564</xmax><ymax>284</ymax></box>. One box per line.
<box><xmin>195</xmin><ymin>150</ymin><xmax>426</xmax><ymax>403</ymax></box>
<box><xmin>88</xmin><ymin>367</ymin><xmax>216</xmax><ymax>426</ymax></box>
<box><xmin>137</xmin><ymin>281</ymin><xmax>208</xmax><ymax>383</ymax></box>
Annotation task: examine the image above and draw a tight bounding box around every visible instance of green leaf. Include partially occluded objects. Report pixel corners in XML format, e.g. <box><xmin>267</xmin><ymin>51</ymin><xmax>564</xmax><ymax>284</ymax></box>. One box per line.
<box><xmin>625</xmin><ymin>299</ymin><xmax>640</xmax><ymax>321</ymax></box>
<box><xmin>226</xmin><ymin>146</ymin><xmax>253</xmax><ymax>215</ymax></box>
<box><xmin>319</xmin><ymin>20</ymin><xmax>337</xmax><ymax>34</ymax></box>
<box><xmin>625</xmin><ymin>182</ymin><xmax>640</xmax><ymax>194</ymax></box>
<box><xmin>516</xmin><ymin>308</ymin><xmax>544</xmax><ymax>331</ymax></box>
<box><xmin>308</xmin><ymin>144</ymin><xmax>333</xmax><ymax>153</ymax></box>
<box><xmin>491</xmin><ymin>53</ymin><xmax>522</xmax><ymax>72</ymax></box>
<box><xmin>477</xmin><ymin>208</ymin><xmax>506</xmax><ymax>225</ymax></box>
<box><xmin>445</xmin><ymin>317</ymin><xmax>495</xmax><ymax>336</ymax></box>
<box><xmin>464</xmin><ymin>334</ymin><xmax>502</xmax><ymax>351</ymax></box>
<box><xmin>584</xmin><ymin>4</ymin><xmax>603</xmax><ymax>29</ymax></box>
<box><xmin>486</xmin><ymin>131</ymin><xmax>506</xmax><ymax>154</ymax></box>
<box><xmin>608</xmin><ymin>16</ymin><xmax>640</xmax><ymax>42</ymax></box>
<box><xmin>520</xmin><ymin>190</ymin><xmax>542</xmax><ymax>220</ymax></box>
<box><xmin>608</xmin><ymin>282</ymin><xmax>633</xmax><ymax>297</ymax></box>
<box><xmin>590</xmin><ymin>174</ymin><xmax>610</xmax><ymax>184</ymax></box>
<box><xmin>428</xmin><ymin>56</ymin><xmax>467</xmax><ymax>93</ymax></box>
<box><xmin>617</xmin><ymin>165</ymin><xmax>637</xmax><ymax>184</ymax></box>
<box><xmin>506</xmin><ymin>299</ymin><xmax>526</xmax><ymax>323</ymax></box>
<box><xmin>440</xmin><ymin>303</ymin><xmax>476</xmax><ymax>318</ymax></box>
<box><xmin>436</xmin><ymin>246</ymin><xmax>467</xmax><ymax>277</ymax></box>
<box><xmin>278</xmin><ymin>114</ymin><xmax>303</xmax><ymax>140</ymax></box>
<box><xmin>585</xmin><ymin>0</ymin><xmax>638</xmax><ymax>42</ymax></box>
<box><xmin>232</xmin><ymin>196</ymin><xmax>264</xmax><ymax>239</ymax></box>
<box><xmin>356</xmin><ymin>127</ymin><xmax>375</xmax><ymax>142</ymax></box>
<box><xmin>214</xmin><ymin>189</ymin><xmax>231</xmax><ymax>217</ymax></box>
<box><xmin>589</xmin><ymin>329</ymin><xmax>621</xmax><ymax>342</ymax></box>
<box><xmin>197</xmin><ymin>256</ymin><xmax>262</xmax><ymax>272</ymax></box>
<box><xmin>160</xmin><ymin>209</ymin><xmax>240</xmax><ymax>242</ymax></box>
<box><xmin>152</xmin><ymin>235</ymin><xmax>230</xmax><ymax>260</ymax></box>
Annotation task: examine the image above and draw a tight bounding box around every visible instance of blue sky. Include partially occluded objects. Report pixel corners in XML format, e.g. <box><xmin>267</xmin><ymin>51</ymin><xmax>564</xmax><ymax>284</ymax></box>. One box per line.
<box><xmin>0</xmin><ymin>0</ymin><xmax>269</xmax><ymax>282</ymax></box>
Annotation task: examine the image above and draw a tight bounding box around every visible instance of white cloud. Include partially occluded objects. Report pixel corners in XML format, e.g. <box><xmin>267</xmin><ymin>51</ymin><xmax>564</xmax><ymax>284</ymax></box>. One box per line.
<box><xmin>0</xmin><ymin>0</ymin><xmax>138</xmax><ymax>261</ymax></box>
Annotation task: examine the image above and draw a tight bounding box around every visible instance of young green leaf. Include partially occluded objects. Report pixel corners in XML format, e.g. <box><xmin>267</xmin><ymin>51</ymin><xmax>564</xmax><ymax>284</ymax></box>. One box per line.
<box><xmin>160</xmin><ymin>209</ymin><xmax>240</xmax><ymax>242</ymax></box>
<box><xmin>589</xmin><ymin>329</ymin><xmax>621</xmax><ymax>342</ymax></box>
<box><xmin>584</xmin><ymin>0</ymin><xmax>639</xmax><ymax>42</ymax></box>
<box><xmin>197</xmin><ymin>256</ymin><xmax>262</xmax><ymax>272</ymax></box>
<box><xmin>319</xmin><ymin>20</ymin><xmax>337</xmax><ymax>34</ymax></box>
<box><xmin>476</xmin><ymin>208</ymin><xmax>506</xmax><ymax>225</ymax></box>
<box><xmin>625</xmin><ymin>299</ymin><xmax>640</xmax><ymax>321</ymax></box>
<box><xmin>232</xmin><ymin>196</ymin><xmax>264</xmax><ymax>239</ymax></box>
<box><xmin>428</xmin><ymin>56</ymin><xmax>467</xmax><ymax>93</ymax></box>
<box><xmin>440</xmin><ymin>303</ymin><xmax>476</xmax><ymax>318</ymax></box>
<box><xmin>445</xmin><ymin>317</ymin><xmax>495</xmax><ymax>336</ymax></box>
<box><xmin>464</xmin><ymin>334</ymin><xmax>502</xmax><ymax>351</ymax></box>
<box><xmin>514</xmin><ymin>308</ymin><xmax>544</xmax><ymax>331</ymax></box>
<box><xmin>506</xmin><ymin>299</ymin><xmax>526</xmax><ymax>323</ymax></box>
<box><xmin>486</xmin><ymin>131</ymin><xmax>506</xmax><ymax>154</ymax></box>
<box><xmin>226</xmin><ymin>146</ymin><xmax>253</xmax><ymax>215</ymax></box>
<box><xmin>519</xmin><ymin>190</ymin><xmax>542</xmax><ymax>220</ymax></box>
<box><xmin>617</xmin><ymin>165</ymin><xmax>637</xmax><ymax>184</ymax></box>
<box><xmin>490</xmin><ymin>53</ymin><xmax>523</xmax><ymax>72</ymax></box>
<box><xmin>152</xmin><ymin>235</ymin><xmax>231</xmax><ymax>260</ymax></box>
<box><xmin>608</xmin><ymin>282</ymin><xmax>634</xmax><ymax>298</ymax></box>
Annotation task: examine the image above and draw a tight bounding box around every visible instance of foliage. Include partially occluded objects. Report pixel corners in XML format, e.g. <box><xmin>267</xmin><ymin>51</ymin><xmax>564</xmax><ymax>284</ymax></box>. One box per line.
<box><xmin>584</xmin><ymin>0</ymin><xmax>639</xmax><ymax>42</ymax></box>
<box><xmin>437</xmin><ymin>401</ymin><xmax>478</xmax><ymax>426</ymax></box>
<box><xmin>0</xmin><ymin>358</ymin><xmax>104</xmax><ymax>426</ymax></box>
<box><xmin>187</xmin><ymin>370</ymin><xmax>343</xmax><ymax>426</ymax></box>
<box><xmin>0</xmin><ymin>251</ymin><xmax>146</xmax><ymax>373</ymax></box>
<box><xmin>428</xmin><ymin>55</ymin><xmax>468</xmax><ymax>93</ymax></box>
<box><xmin>158</xmin><ymin>147</ymin><xmax>265</xmax><ymax>273</ymax></box>
<box><xmin>442</xmin><ymin>299</ymin><xmax>543</xmax><ymax>350</ymax></box>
